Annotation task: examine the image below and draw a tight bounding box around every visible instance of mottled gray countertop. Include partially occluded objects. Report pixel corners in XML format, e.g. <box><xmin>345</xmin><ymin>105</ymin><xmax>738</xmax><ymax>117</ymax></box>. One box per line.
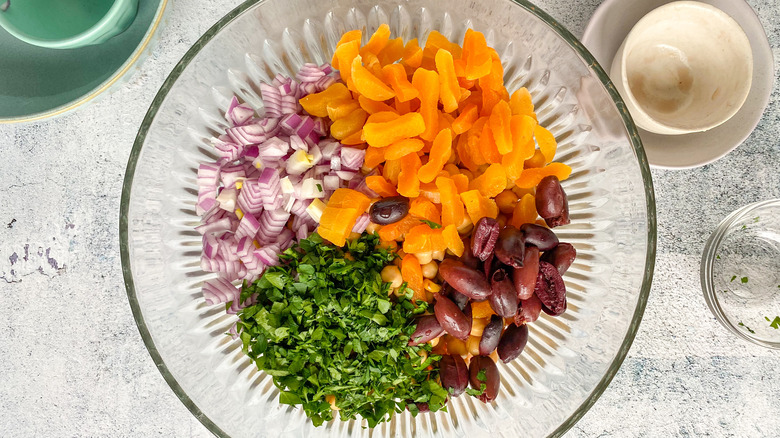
<box><xmin>1</xmin><ymin>0</ymin><xmax>778</xmax><ymax>436</ymax></box>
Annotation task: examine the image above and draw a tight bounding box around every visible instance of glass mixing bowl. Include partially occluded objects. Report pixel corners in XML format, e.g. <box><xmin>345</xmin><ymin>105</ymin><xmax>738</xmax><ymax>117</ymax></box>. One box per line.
<box><xmin>120</xmin><ymin>0</ymin><xmax>656</xmax><ymax>436</ymax></box>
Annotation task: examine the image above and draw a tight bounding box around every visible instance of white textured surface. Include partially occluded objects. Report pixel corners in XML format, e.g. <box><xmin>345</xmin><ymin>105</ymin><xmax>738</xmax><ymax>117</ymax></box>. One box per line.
<box><xmin>0</xmin><ymin>0</ymin><xmax>778</xmax><ymax>437</ymax></box>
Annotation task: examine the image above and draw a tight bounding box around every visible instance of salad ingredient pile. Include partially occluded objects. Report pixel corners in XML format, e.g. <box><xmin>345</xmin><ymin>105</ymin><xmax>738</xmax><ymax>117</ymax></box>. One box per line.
<box><xmin>196</xmin><ymin>24</ymin><xmax>579</xmax><ymax>427</ymax></box>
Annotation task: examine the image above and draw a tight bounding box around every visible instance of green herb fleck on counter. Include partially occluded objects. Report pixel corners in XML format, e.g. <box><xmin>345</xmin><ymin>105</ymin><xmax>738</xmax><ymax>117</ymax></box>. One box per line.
<box><xmin>741</xmin><ymin>277</ymin><xmax>749</xmax><ymax>284</ymax></box>
<box><xmin>770</xmin><ymin>317</ymin><xmax>780</xmax><ymax>330</ymax></box>
<box><xmin>730</xmin><ymin>275</ymin><xmax>737</xmax><ymax>282</ymax></box>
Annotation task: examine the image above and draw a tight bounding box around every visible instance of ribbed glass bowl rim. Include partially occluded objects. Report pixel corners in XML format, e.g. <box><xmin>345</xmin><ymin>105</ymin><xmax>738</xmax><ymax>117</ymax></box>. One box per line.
<box><xmin>119</xmin><ymin>0</ymin><xmax>657</xmax><ymax>436</ymax></box>
<box><xmin>700</xmin><ymin>198</ymin><xmax>780</xmax><ymax>350</ymax></box>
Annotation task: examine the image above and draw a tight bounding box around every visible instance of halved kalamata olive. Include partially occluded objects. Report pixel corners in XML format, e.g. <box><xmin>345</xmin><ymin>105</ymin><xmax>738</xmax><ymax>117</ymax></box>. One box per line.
<box><xmin>469</xmin><ymin>355</ymin><xmax>500</xmax><ymax>403</ymax></box>
<box><xmin>472</xmin><ymin>217</ymin><xmax>500</xmax><ymax>261</ymax></box>
<box><xmin>540</xmin><ymin>242</ymin><xmax>577</xmax><ymax>275</ymax></box>
<box><xmin>515</xmin><ymin>294</ymin><xmax>543</xmax><ymax>325</ymax></box>
<box><xmin>520</xmin><ymin>223</ymin><xmax>559</xmax><ymax>251</ymax></box>
<box><xmin>439</xmin><ymin>354</ymin><xmax>469</xmax><ymax>397</ymax></box>
<box><xmin>489</xmin><ymin>269</ymin><xmax>519</xmax><ymax>318</ymax></box>
<box><xmin>408</xmin><ymin>315</ymin><xmax>444</xmax><ymax>346</ymax></box>
<box><xmin>513</xmin><ymin>246</ymin><xmax>540</xmax><ymax>300</ymax></box>
<box><xmin>434</xmin><ymin>295</ymin><xmax>471</xmax><ymax>340</ymax></box>
<box><xmin>369</xmin><ymin>196</ymin><xmax>409</xmax><ymax>225</ymax></box>
<box><xmin>535</xmin><ymin>175</ymin><xmax>570</xmax><ymax>227</ymax></box>
<box><xmin>497</xmin><ymin>323</ymin><xmax>529</xmax><ymax>363</ymax></box>
<box><xmin>494</xmin><ymin>226</ymin><xmax>525</xmax><ymax>268</ymax></box>
<box><xmin>438</xmin><ymin>259</ymin><xmax>492</xmax><ymax>301</ymax></box>
<box><xmin>459</xmin><ymin>237</ymin><xmax>482</xmax><ymax>269</ymax></box>
<box><xmin>479</xmin><ymin>315</ymin><xmax>503</xmax><ymax>356</ymax></box>
<box><xmin>534</xmin><ymin>261</ymin><xmax>567</xmax><ymax>316</ymax></box>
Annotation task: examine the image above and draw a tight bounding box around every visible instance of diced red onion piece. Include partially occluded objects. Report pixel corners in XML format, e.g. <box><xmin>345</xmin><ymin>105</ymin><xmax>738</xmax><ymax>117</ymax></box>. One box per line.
<box><xmin>235</xmin><ymin>213</ymin><xmax>260</xmax><ymax>240</ymax></box>
<box><xmin>352</xmin><ymin>214</ymin><xmax>370</xmax><ymax>234</ymax></box>
<box><xmin>340</xmin><ymin>147</ymin><xmax>366</xmax><ymax>170</ymax></box>
<box><xmin>202</xmin><ymin>278</ymin><xmax>239</xmax><ymax>305</ymax></box>
<box><xmin>320</xmin><ymin>141</ymin><xmax>341</xmax><ymax>159</ymax></box>
<box><xmin>280</xmin><ymin>113</ymin><xmax>303</xmax><ymax>135</ymax></box>
<box><xmin>335</xmin><ymin>170</ymin><xmax>357</xmax><ymax>181</ymax></box>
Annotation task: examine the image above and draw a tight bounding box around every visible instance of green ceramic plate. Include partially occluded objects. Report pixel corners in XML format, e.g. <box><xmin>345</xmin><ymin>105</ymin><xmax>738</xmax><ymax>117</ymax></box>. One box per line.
<box><xmin>0</xmin><ymin>0</ymin><xmax>167</xmax><ymax>123</ymax></box>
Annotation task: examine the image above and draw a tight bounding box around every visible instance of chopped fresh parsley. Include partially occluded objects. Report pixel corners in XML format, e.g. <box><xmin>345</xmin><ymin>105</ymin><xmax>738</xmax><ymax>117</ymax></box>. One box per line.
<box><xmin>770</xmin><ymin>317</ymin><xmax>780</xmax><ymax>330</ymax></box>
<box><xmin>730</xmin><ymin>275</ymin><xmax>737</xmax><ymax>282</ymax></box>
<box><xmin>738</xmin><ymin>322</ymin><xmax>755</xmax><ymax>334</ymax></box>
<box><xmin>741</xmin><ymin>225</ymin><xmax>747</xmax><ymax>230</ymax></box>
<box><xmin>316</xmin><ymin>183</ymin><xmax>323</xmax><ymax>192</ymax></box>
<box><xmin>716</xmin><ymin>255</ymin><xmax>721</xmax><ymax>260</ymax></box>
<box><xmin>420</xmin><ymin>219</ymin><xmax>442</xmax><ymax>229</ymax></box>
<box><xmin>741</xmin><ymin>277</ymin><xmax>749</xmax><ymax>284</ymax></box>
<box><xmin>753</xmin><ymin>216</ymin><xmax>760</xmax><ymax>223</ymax></box>
<box><xmin>465</xmin><ymin>369</ymin><xmax>487</xmax><ymax>397</ymax></box>
<box><xmin>236</xmin><ymin>233</ymin><xmax>446</xmax><ymax>427</ymax></box>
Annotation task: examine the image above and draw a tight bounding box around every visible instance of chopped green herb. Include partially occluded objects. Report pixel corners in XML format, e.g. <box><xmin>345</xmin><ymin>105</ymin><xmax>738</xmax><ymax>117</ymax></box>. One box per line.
<box><xmin>738</xmin><ymin>322</ymin><xmax>756</xmax><ymax>334</ymax></box>
<box><xmin>716</xmin><ymin>255</ymin><xmax>721</xmax><ymax>260</ymax></box>
<box><xmin>766</xmin><ymin>316</ymin><xmax>771</xmax><ymax>322</ymax></box>
<box><xmin>236</xmin><ymin>233</ymin><xmax>444</xmax><ymax>427</ymax></box>
<box><xmin>730</xmin><ymin>275</ymin><xmax>737</xmax><ymax>282</ymax></box>
<box><xmin>771</xmin><ymin>317</ymin><xmax>780</xmax><ymax>330</ymax></box>
<box><xmin>465</xmin><ymin>383</ymin><xmax>487</xmax><ymax>397</ymax></box>
<box><xmin>741</xmin><ymin>225</ymin><xmax>747</xmax><ymax>230</ymax></box>
<box><xmin>316</xmin><ymin>183</ymin><xmax>323</xmax><ymax>192</ymax></box>
<box><xmin>741</xmin><ymin>277</ymin><xmax>749</xmax><ymax>284</ymax></box>
<box><xmin>754</xmin><ymin>216</ymin><xmax>760</xmax><ymax>223</ymax></box>
<box><xmin>420</xmin><ymin>219</ymin><xmax>442</xmax><ymax>229</ymax></box>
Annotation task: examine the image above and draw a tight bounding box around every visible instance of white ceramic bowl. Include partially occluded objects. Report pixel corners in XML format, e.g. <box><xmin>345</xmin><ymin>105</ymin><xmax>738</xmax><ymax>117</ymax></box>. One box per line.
<box><xmin>610</xmin><ymin>1</ymin><xmax>752</xmax><ymax>135</ymax></box>
<box><xmin>582</xmin><ymin>0</ymin><xmax>774</xmax><ymax>169</ymax></box>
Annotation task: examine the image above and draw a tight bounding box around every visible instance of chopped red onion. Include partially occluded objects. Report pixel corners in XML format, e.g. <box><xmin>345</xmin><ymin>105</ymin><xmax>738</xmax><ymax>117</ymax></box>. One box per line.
<box><xmin>202</xmin><ymin>278</ymin><xmax>239</xmax><ymax>305</ymax></box>
<box><xmin>330</xmin><ymin>156</ymin><xmax>342</xmax><ymax>171</ymax></box>
<box><xmin>320</xmin><ymin>141</ymin><xmax>341</xmax><ymax>159</ymax></box>
<box><xmin>335</xmin><ymin>170</ymin><xmax>358</xmax><ymax>181</ymax></box>
<box><xmin>323</xmin><ymin>175</ymin><xmax>341</xmax><ymax>191</ymax></box>
<box><xmin>235</xmin><ymin>213</ymin><xmax>260</xmax><ymax>240</ymax></box>
<box><xmin>216</xmin><ymin>187</ymin><xmax>238</xmax><ymax>212</ymax></box>
<box><xmin>280</xmin><ymin>113</ymin><xmax>303</xmax><ymax>135</ymax></box>
<box><xmin>352</xmin><ymin>214</ymin><xmax>371</xmax><ymax>233</ymax></box>
<box><xmin>340</xmin><ymin>147</ymin><xmax>366</xmax><ymax>170</ymax></box>
<box><xmin>226</xmin><ymin>96</ymin><xmax>255</xmax><ymax>126</ymax></box>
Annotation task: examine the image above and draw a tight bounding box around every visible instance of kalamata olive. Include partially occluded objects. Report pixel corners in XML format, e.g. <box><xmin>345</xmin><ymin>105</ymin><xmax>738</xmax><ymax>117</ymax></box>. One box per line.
<box><xmin>438</xmin><ymin>259</ymin><xmax>492</xmax><ymax>301</ymax></box>
<box><xmin>439</xmin><ymin>354</ymin><xmax>470</xmax><ymax>397</ymax></box>
<box><xmin>408</xmin><ymin>315</ymin><xmax>444</xmax><ymax>346</ymax></box>
<box><xmin>369</xmin><ymin>196</ymin><xmax>409</xmax><ymax>225</ymax></box>
<box><xmin>534</xmin><ymin>261</ymin><xmax>567</xmax><ymax>316</ymax></box>
<box><xmin>416</xmin><ymin>402</ymin><xmax>430</xmax><ymax>412</ymax></box>
<box><xmin>497</xmin><ymin>323</ymin><xmax>529</xmax><ymax>363</ymax></box>
<box><xmin>540</xmin><ymin>242</ymin><xmax>577</xmax><ymax>275</ymax></box>
<box><xmin>513</xmin><ymin>246</ymin><xmax>540</xmax><ymax>300</ymax></box>
<box><xmin>515</xmin><ymin>294</ymin><xmax>543</xmax><ymax>325</ymax></box>
<box><xmin>441</xmin><ymin>283</ymin><xmax>470</xmax><ymax>310</ymax></box>
<box><xmin>520</xmin><ymin>223</ymin><xmax>559</xmax><ymax>251</ymax></box>
<box><xmin>483</xmin><ymin>252</ymin><xmax>494</xmax><ymax>279</ymax></box>
<box><xmin>459</xmin><ymin>237</ymin><xmax>482</xmax><ymax>269</ymax></box>
<box><xmin>489</xmin><ymin>269</ymin><xmax>519</xmax><ymax>318</ymax></box>
<box><xmin>472</xmin><ymin>217</ymin><xmax>500</xmax><ymax>261</ymax></box>
<box><xmin>535</xmin><ymin>175</ymin><xmax>570</xmax><ymax>228</ymax></box>
<box><xmin>479</xmin><ymin>315</ymin><xmax>503</xmax><ymax>355</ymax></box>
<box><xmin>469</xmin><ymin>356</ymin><xmax>500</xmax><ymax>403</ymax></box>
<box><xmin>494</xmin><ymin>226</ymin><xmax>525</xmax><ymax>268</ymax></box>
<box><xmin>434</xmin><ymin>295</ymin><xmax>472</xmax><ymax>340</ymax></box>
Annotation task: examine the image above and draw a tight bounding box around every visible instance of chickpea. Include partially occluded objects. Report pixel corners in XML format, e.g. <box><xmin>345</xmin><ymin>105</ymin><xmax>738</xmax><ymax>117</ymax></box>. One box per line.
<box><xmin>418</xmin><ymin>349</ymin><xmax>428</xmax><ymax>365</ymax></box>
<box><xmin>381</xmin><ymin>265</ymin><xmax>403</xmax><ymax>289</ymax></box>
<box><xmin>470</xmin><ymin>317</ymin><xmax>489</xmax><ymax>337</ymax></box>
<box><xmin>447</xmin><ymin>336</ymin><xmax>468</xmax><ymax>356</ymax></box>
<box><xmin>365</xmin><ymin>222</ymin><xmax>381</xmax><ymax>234</ymax></box>
<box><xmin>467</xmin><ymin>335</ymin><xmax>481</xmax><ymax>356</ymax></box>
<box><xmin>496</xmin><ymin>190</ymin><xmax>519</xmax><ymax>214</ymax></box>
<box><xmin>421</xmin><ymin>261</ymin><xmax>439</xmax><ymax>279</ymax></box>
<box><xmin>415</xmin><ymin>251</ymin><xmax>433</xmax><ymax>265</ymax></box>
